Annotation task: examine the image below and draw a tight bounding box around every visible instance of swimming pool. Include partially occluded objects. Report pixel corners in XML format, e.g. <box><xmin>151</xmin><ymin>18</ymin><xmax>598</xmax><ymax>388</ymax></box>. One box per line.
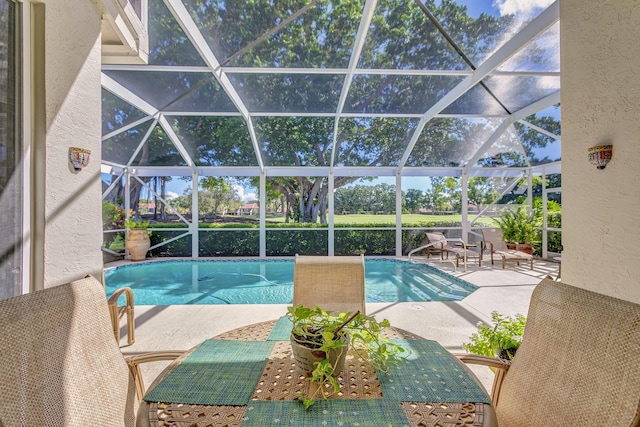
<box><xmin>104</xmin><ymin>259</ymin><xmax>478</xmax><ymax>305</ymax></box>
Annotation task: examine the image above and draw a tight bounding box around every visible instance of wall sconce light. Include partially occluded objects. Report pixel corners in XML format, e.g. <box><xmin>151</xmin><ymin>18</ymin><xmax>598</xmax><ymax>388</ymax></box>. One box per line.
<box><xmin>69</xmin><ymin>147</ymin><xmax>91</xmax><ymax>171</ymax></box>
<box><xmin>587</xmin><ymin>144</ymin><xmax>612</xmax><ymax>170</ymax></box>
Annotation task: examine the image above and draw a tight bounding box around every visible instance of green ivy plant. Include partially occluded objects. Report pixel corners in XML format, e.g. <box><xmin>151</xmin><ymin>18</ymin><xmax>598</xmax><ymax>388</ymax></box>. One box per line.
<box><xmin>464</xmin><ymin>311</ymin><xmax>526</xmax><ymax>361</ymax></box>
<box><xmin>286</xmin><ymin>305</ymin><xmax>407</xmax><ymax>409</ymax></box>
<box><xmin>124</xmin><ymin>218</ymin><xmax>150</xmax><ymax>229</ymax></box>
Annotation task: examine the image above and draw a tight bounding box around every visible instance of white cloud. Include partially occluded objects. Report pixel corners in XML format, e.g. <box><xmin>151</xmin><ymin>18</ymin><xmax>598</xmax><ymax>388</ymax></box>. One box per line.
<box><xmin>233</xmin><ymin>185</ymin><xmax>257</xmax><ymax>202</ymax></box>
<box><xmin>165</xmin><ymin>191</ymin><xmax>179</xmax><ymax>200</ymax></box>
<box><xmin>494</xmin><ymin>0</ymin><xmax>554</xmax><ymax>16</ymax></box>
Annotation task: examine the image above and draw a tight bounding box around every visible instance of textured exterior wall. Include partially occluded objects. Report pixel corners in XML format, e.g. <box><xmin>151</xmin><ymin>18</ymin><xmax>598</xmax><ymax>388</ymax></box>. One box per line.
<box><xmin>561</xmin><ymin>0</ymin><xmax>640</xmax><ymax>303</ymax></box>
<box><xmin>43</xmin><ymin>2</ymin><xmax>104</xmax><ymax>286</ymax></box>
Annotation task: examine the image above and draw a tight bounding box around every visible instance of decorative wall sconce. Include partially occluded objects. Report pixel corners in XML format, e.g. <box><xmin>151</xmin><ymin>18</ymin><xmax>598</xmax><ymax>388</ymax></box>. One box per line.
<box><xmin>69</xmin><ymin>147</ymin><xmax>91</xmax><ymax>171</ymax></box>
<box><xmin>587</xmin><ymin>144</ymin><xmax>612</xmax><ymax>170</ymax></box>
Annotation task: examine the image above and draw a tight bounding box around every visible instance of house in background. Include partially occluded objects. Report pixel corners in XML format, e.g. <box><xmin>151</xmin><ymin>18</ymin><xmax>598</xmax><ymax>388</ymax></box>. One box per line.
<box><xmin>237</xmin><ymin>203</ymin><xmax>259</xmax><ymax>215</ymax></box>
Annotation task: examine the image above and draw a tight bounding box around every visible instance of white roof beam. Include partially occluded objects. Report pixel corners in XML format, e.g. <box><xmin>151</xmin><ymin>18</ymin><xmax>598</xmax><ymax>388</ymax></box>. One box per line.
<box><xmin>462</xmin><ymin>92</ymin><xmax>560</xmax><ymax>170</ymax></box>
<box><xmin>158</xmin><ymin>114</ymin><xmax>195</xmax><ymax>169</ymax></box>
<box><xmin>102</xmin><ymin>64</ymin><xmax>559</xmax><ymax>78</ymax></box>
<box><xmin>126</xmin><ymin>117</ymin><xmax>158</xmax><ymax>167</ymax></box>
<box><xmin>122</xmin><ymin>164</ymin><xmax>535</xmax><ymax>178</ymax></box>
<box><xmin>102</xmin><ymin>116</ymin><xmax>153</xmax><ymax>141</ymax></box>
<box><xmin>101</xmin><ymin>72</ymin><xmax>158</xmax><ymax>116</ymax></box>
<box><xmin>330</xmin><ymin>0</ymin><xmax>378</xmax><ymax>168</ymax></box>
<box><xmin>163</xmin><ymin>0</ymin><xmax>265</xmax><ymax>172</ymax></box>
<box><xmin>397</xmin><ymin>0</ymin><xmax>559</xmax><ymax>170</ymax></box>
<box><xmin>519</xmin><ymin>119</ymin><xmax>561</xmax><ymax>141</ymax></box>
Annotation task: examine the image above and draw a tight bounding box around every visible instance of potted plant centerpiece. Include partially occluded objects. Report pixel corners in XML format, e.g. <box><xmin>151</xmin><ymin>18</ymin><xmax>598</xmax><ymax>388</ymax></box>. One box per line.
<box><xmin>124</xmin><ymin>218</ymin><xmax>151</xmax><ymax>261</ymax></box>
<box><xmin>286</xmin><ymin>305</ymin><xmax>406</xmax><ymax>409</ymax></box>
<box><xmin>493</xmin><ymin>207</ymin><xmax>540</xmax><ymax>254</ymax></box>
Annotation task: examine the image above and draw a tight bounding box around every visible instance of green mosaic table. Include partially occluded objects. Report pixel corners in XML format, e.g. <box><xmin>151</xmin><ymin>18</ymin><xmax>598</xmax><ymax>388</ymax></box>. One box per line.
<box><xmin>138</xmin><ymin>319</ymin><xmax>497</xmax><ymax>427</ymax></box>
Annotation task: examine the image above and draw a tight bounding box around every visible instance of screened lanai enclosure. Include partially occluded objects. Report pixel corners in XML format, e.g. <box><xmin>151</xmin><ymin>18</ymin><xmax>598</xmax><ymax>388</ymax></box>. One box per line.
<box><xmin>101</xmin><ymin>0</ymin><xmax>562</xmax><ymax>259</ymax></box>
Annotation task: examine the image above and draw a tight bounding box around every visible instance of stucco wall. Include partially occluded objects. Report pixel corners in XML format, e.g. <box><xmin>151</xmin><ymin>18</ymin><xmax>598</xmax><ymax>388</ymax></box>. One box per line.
<box><xmin>560</xmin><ymin>1</ymin><xmax>640</xmax><ymax>303</ymax></box>
<box><xmin>43</xmin><ymin>1</ymin><xmax>104</xmax><ymax>286</ymax></box>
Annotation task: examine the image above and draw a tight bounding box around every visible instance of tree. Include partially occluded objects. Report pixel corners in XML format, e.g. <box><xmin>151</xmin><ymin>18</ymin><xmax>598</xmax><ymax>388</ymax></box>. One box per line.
<box><xmin>467</xmin><ymin>177</ymin><xmax>500</xmax><ymax>207</ymax></box>
<box><xmin>404</xmin><ymin>189</ymin><xmax>426</xmax><ymax>213</ymax></box>
<box><xmin>104</xmin><ymin>0</ymin><xmax>562</xmax><ymax>224</ymax></box>
<box><xmin>200</xmin><ymin>177</ymin><xmax>240</xmax><ymax>216</ymax></box>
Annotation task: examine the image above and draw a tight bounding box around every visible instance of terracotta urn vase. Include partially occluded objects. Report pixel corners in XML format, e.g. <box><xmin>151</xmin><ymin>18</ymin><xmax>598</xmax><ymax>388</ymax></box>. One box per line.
<box><xmin>126</xmin><ymin>229</ymin><xmax>150</xmax><ymax>261</ymax></box>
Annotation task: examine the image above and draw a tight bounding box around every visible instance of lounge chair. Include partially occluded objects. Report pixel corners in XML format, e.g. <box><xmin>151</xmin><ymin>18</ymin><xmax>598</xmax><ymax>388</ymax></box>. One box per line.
<box><xmin>0</xmin><ymin>275</ymin><xmax>183</xmax><ymax>426</ymax></box>
<box><xmin>293</xmin><ymin>254</ymin><xmax>365</xmax><ymax>314</ymax></box>
<box><xmin>425</xmin><ymin>232</ymin><xmax>481</xmax><ymax>267</ymax></box>
<box><xmin>481</xmin><ymin>228</ymin><xmax>533</xmax><ymax>269</ymax></box>
<box><xmin>456</xmin><ymin>277</ymin><xmax>640</xmax><ymax>426</ymax></box>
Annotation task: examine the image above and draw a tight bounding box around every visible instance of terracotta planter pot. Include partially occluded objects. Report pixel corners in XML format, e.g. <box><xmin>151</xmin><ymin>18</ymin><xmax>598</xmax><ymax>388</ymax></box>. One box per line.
<box><xmin>126</xmin><ymin>229</ymin><xmax>150</xmax><ymax>261</ymax></box>
<box><xmin>290</xmin><ymin>333</ymin><xmax>349</xmax><ymax>377</ymax></box>
<box><xmin>506</xmin><ymin>242</ymin><xmax>532</xmax><ymax>254</ymax></box>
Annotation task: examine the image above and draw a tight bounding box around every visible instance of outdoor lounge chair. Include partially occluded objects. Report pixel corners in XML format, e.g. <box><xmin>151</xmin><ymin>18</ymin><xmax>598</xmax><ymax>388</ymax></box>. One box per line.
<box><xmin>481</xmin><ymin>228</ymin><xmax>533</xmax><ymax>270</ymax></box>
<box><xmin>456</xmin><ymin>277</ymin><xmax>640</xmax><ymax>426</ymax></box>
<box><xmin>293</xmin><ymin>254</ymin><xmax>365</xmax><ymax>314</ymax></box>
<box><xmin>0</xmin><ymin>275</ymin><xmax>183</xmax><ymax>427</ymax></box>
<box><xmin>425</xmin><ymin>232</ymin><xmax>481</xmax><ymax>267</ymax></box>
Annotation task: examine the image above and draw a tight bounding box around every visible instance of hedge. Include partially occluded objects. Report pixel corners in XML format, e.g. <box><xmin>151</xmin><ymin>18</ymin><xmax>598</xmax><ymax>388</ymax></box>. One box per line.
<box><xmin>139</xmin><ymin>220</ymin><xmax>562</xmax><ymax>257</ymax></box>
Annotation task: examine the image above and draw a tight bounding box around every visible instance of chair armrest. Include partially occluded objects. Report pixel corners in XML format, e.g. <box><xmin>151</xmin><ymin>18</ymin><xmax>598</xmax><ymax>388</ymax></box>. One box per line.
<box><xmin>452</xmin><ymin>353</ymin><xmax>511</xmax><ymax>405</ymax></box>
<box><xmin>126</xmin><ymin>351</ymin><xmax>185</xmax><ymax>401</ymax></box>
<box><xmin>108</xmin><ymin>287</ymin><xmax>135</xmax><ymax>345</ymax></box>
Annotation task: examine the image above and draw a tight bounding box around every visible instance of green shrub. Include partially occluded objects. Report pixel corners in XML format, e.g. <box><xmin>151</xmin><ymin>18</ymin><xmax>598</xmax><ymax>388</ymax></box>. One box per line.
<box><xmin>464</xmin><ymin>311</ymin><xmax>526</xmax><ymax>360</ymax></box>
<box><xmin>493</xmin><ymin>208</ymin><xmax>540</xmax><ymax>244</ymax></box>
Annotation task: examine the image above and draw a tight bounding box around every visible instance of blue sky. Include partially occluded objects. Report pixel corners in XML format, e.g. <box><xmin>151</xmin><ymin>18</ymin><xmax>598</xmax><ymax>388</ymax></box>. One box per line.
<box><xmin>438</xmin><ymin>0</ymin><xmax>555</xmax><ymax>18</ymax></box>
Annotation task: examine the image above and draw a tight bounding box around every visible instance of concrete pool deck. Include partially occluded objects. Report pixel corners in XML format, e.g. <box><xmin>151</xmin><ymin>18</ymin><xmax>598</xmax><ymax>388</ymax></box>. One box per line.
<box><xmin>114</xmin><ymin>256</ymin><xmax>560</xmax><ymax>393</ymax></box>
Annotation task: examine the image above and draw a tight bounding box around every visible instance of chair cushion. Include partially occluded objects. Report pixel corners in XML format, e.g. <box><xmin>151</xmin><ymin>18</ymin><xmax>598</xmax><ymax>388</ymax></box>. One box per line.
<box><xmin>494</xmin><ymin>250</ymin><xmax>532</xmax><ymax>260</ymax></box>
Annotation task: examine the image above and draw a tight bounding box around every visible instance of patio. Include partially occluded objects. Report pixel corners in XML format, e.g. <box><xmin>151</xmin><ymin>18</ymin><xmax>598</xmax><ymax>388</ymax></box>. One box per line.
<box><xmin>117</xmin><ymin>257</ymin><xmax>560</xmax><ymax>393</ymax></box>
<box><xmin>2</xmin><ymin>0</ymin><xmax>640</xmax><ymax>424</ymax></box>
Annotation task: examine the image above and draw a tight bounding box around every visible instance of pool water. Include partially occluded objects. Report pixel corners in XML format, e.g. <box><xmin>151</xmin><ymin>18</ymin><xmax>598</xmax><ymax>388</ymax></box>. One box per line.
<box><xmin>104</xmin><ymin>259</ymin><xmax>477</xmax><ymax>305</ymax></box>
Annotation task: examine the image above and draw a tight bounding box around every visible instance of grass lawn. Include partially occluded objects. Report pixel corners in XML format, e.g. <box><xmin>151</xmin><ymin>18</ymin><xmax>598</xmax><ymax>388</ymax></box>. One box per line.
<box><xmin>264</xmin><ymin>213</ymin><xmax>497</xmax><ymax>226</ymax></box>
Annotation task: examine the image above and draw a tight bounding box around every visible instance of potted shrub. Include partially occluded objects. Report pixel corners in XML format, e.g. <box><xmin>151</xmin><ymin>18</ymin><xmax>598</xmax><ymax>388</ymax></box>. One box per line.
<box><xmin>463</xmin><ymin>311</ymin><xmax>526</xmax><ymax>361</ymax></box>
<box><xmin>493</xmin><ymin>207</ymin><xmax>540</xmax><ymax>254</ymax></box>
<box><xmin>286</xmin><ymin>305</ymin><xmax>406</xmax><ymax>409</ymax></box>
<box><xmin>124</xmin><ymin>218</ymin><xmax>151</xmax><ymax>261</ymax></box>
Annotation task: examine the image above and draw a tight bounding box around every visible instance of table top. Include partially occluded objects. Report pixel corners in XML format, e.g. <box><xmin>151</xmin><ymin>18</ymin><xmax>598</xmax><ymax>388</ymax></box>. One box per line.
<box><xmin>138</xmin><ymin>319</ymin><xmax>497</xmax><ymax>427</ymax></box>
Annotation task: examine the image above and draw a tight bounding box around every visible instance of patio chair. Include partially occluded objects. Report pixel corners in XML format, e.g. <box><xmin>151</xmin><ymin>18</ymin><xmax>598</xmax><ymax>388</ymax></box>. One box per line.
<box><xmin>0</xmin><ymin>275</ymin><xmax>183</xmax><ymax>427</ymax></box>
<box><xmin>456</xmin><ymin>278</ymin><xmax>640</xmax><ymax>427</ymax></box>
<box><xmin>293</xmin><ymin>254</ymin><xmax>365</xmax><ymax>314</ymax></box>
<box><xmin>425</xmin><ymin>232</ymin><xmax>481</xmax><ymax>267</ymax></box>
<box><xmin>481</xmin><ymin>228</ymin><xmax>533</xmax><ymax>270</ymax></box>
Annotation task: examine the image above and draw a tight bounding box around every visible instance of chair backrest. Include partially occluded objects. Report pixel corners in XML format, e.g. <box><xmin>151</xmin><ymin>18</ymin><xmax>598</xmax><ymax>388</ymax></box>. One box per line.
<box><xmin>496</xmin><ymin>278</ymin><xmax>640</xmax><ymax>427</ymax></box>
<box><xmin>0</xmin><ymin>276</ymin><xmax>137</xmax><ymax>427</ymax></box>
<box><xmin>293</xmin><ymin>254</ymin><xmax>365</xmax><ymax>314</ymax></box>
<box><xmin>426</xmin><ymin>232</ymin><xmax>453</xmax><ymax>249</ymax></box>
<box><xmin>481</xmin><ymin>228</ymin><xmax>509</xmax><ymax>251</ymax></box>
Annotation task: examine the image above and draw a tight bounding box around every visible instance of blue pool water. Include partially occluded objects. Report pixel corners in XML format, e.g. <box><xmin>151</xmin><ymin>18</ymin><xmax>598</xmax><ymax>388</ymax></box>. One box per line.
<box><xmin>104</xmin><ymin>259</ymin><xmax>478</xmax><ymax>305</ymax></box>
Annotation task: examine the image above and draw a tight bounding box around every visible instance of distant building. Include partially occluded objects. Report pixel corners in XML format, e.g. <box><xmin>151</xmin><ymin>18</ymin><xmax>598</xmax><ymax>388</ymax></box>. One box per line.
<box><xmin>237</xmin><ymin>203</ymin><xmax>259</xmax><ymax>215</ymax></box>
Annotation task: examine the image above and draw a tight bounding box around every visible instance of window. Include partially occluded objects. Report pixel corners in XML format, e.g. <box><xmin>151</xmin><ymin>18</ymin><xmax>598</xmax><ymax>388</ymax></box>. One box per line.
<box><xmin>0</xmin><ymin>0</ymin><xmax>22</xmax><ymax>299</ymax></box>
